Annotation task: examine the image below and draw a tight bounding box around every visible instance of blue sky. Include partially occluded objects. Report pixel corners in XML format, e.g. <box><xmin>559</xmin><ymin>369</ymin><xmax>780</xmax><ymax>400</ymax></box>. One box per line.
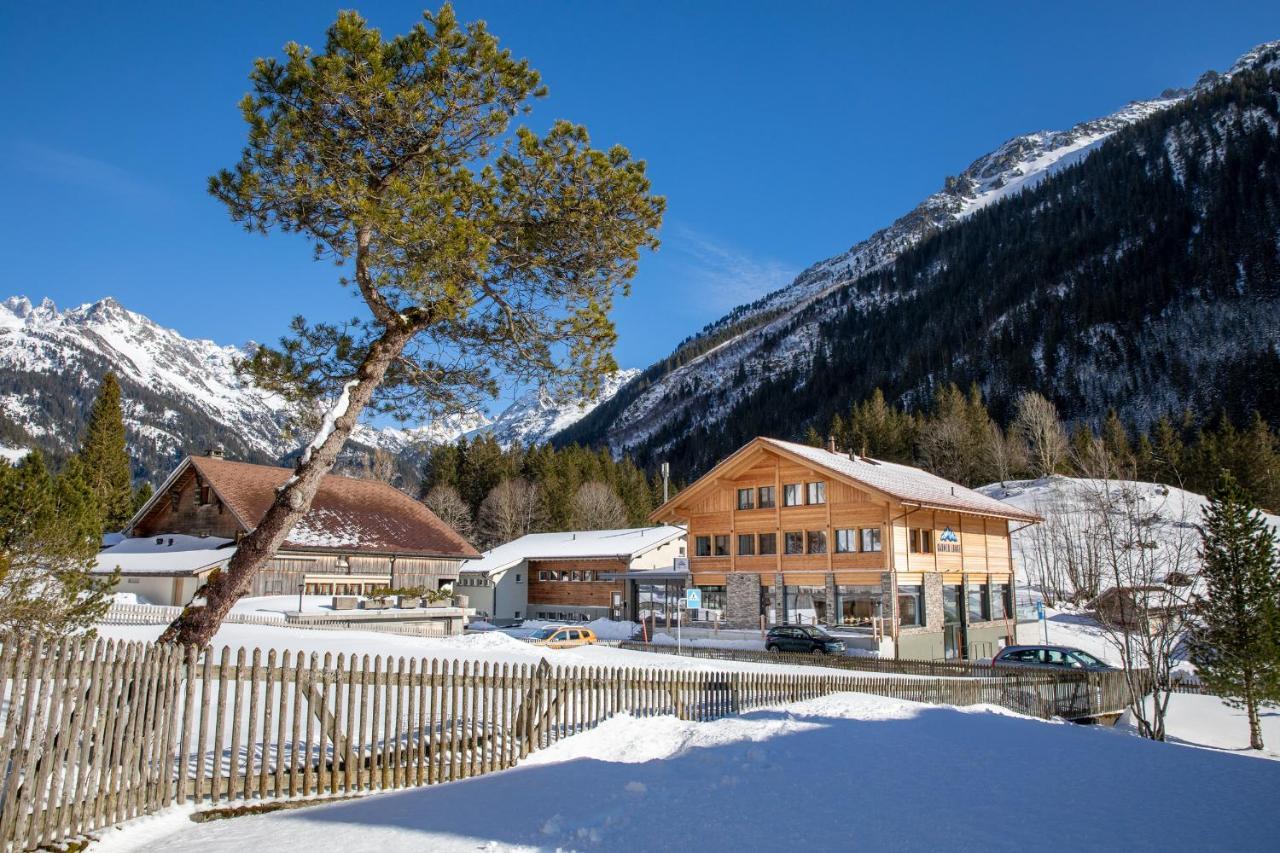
<box><xmin>3</xmin><ymin>1</ymin><xmax>1278</xmax><ymax>411</ymax></box>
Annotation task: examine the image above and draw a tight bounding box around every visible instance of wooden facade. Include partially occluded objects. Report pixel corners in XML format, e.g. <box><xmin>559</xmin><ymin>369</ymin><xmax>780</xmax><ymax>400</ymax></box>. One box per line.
<box><xmin>129</xmin><ymin>457</ymin><xmax>468</xmax><ymax>602</ymax></box>
<box><xmin>651</xmin><ymin>437</ymin><xmax>1039</xmax><ymax>659</ymax></box>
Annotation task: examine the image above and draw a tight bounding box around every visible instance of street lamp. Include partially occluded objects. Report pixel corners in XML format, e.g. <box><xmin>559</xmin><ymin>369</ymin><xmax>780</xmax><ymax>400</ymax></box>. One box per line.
<box><xmin>297</xmin><ymin>582</ymin><xmax>305</xmax><ymax>614</ymax></box>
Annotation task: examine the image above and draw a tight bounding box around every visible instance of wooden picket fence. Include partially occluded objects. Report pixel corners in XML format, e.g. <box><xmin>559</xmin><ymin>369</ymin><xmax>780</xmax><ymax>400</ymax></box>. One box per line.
<box><xmin>0</xmin><ymin>633</ymin><xmax>876</xmax><ymax>852</ymax></box>
<box><xmin>0</xmin><ymin>630</ymin><xmax>1138</xmax><ymax>851</ymax></box>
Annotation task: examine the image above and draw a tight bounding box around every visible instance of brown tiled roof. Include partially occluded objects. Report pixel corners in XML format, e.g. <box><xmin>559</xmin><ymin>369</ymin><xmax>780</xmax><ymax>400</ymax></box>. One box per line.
<box><xmin>187</xmin><ymin>456</ymin><xmax>480</xmax><ymax>559</ymax></box>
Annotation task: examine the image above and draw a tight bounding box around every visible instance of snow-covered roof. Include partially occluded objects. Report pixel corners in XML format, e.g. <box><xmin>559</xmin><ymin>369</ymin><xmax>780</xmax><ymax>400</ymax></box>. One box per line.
<box><xmin>762</xmin><ymin>439</ymin><xmax>1039</xmax><ymax>521</ymax></box>
<box><xmin>91</xmin><ymin>534</ymin><xmax>234</xmax><ymax>577</ymax></box>
<box><xmin>460</xmin><ymin>526</ymin><xmax>686</xmax><ymax>576</ymax></box>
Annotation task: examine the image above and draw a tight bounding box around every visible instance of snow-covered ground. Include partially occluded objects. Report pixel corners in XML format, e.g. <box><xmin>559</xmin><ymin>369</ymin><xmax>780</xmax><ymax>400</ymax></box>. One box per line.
<box><xmin>88</xmin><ymin>691</ymin><xmax>1280</xmax><ymax>853</ymax></box>
<box><xmin>93</xmin><ymin>621</ymin><xmax>873</xmax><ymax>678</ymax></box>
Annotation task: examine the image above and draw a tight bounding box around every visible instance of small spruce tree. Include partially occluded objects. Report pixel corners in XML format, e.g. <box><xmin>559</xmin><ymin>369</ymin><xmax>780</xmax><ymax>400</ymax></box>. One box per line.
<box><xmin>1189</xmin><ymin>472</ymin><xmax>1280</xmax><ymax>750</ymax></box>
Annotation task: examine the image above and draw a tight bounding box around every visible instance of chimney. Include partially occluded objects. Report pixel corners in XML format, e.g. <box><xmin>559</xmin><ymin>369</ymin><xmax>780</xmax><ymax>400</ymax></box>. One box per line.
<box><xmin>825</xmin><ymin>435</ymin><xmax>838</xmax><ymax>454</ymax></box>
<box><xmin>207</xmin><ymin>444</ymin><xmax>226</xmax><ymax>459</ymax></box>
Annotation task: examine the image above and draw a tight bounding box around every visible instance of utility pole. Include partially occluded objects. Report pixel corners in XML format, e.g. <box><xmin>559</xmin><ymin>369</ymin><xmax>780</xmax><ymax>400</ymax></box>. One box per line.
<box><xmin>661</xmin><ymin>461</ymin><xmax>670</xmax><ymax>504</ymax></box>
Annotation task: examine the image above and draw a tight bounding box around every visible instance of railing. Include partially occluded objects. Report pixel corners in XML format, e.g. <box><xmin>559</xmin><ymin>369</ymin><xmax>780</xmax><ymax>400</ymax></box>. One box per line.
<box><xmin>0</xmin><ymin>633</ymin><xmax>871</xmax><ymax>851</ymax></box>
<box><xmin>617</xmin><ymin>642</ymin><xmax>1133</xmax><ymax>720</ymax></box>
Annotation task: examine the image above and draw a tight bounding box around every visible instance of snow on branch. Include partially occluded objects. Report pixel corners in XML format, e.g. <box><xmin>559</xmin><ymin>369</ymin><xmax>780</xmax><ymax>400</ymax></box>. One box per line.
<box><xmin>300</xmin><ymin>379</ymin><xmax>360</xmax><ymax>466</ymax></box>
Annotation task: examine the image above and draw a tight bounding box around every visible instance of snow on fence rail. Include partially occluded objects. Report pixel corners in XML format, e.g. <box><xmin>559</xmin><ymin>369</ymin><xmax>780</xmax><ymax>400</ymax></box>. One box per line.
<box><xmin>0</xmin><ymin>634</ymin><xmax>1129</xmax><ymax>852</ymax></box>
<box><xmin>100</xmin><ymin>603</ymin><xmax>451</xmax><ymax>637</ymax></box>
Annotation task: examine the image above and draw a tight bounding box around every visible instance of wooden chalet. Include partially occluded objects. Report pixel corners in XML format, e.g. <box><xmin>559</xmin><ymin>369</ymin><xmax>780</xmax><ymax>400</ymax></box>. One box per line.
<box><xmin>649</xmin><ymin>437</ymin><xmax>1041</xmax><ymax>660</ymax></box>
<box><xmin>116</xmin><ymin>450</ymin><xmax>479</xmax><ymax>605</ymax></box>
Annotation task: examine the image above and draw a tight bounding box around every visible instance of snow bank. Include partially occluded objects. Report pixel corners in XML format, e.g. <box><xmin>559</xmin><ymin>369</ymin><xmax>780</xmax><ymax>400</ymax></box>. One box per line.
<box><xmin>1121</xmin><ymin>693</ymin><xmax>1280</xmax><ymax>760</ymax></box>
<box><xmin>96</xmin><ymin>691</ymin><xmax>1280</xmax><ymax>853</ymax></box>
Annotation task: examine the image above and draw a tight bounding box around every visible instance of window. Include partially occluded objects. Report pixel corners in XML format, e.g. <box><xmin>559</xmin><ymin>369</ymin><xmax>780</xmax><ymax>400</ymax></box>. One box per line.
<box><xmin>806</xmin><ymin>481</ymin><xmax>826</xmax><ymax>505</ymax></box>
<box><xmin>909</xmin><ymin>528</ymin><xmax>933</xmax><ymax>554</ymax></box>
<box><xmin>737</xmin><ymin>488</ymin><xmax>755</xmax><ymax>510</ymax></box>
<box><xmin>582</xmin><ymin>570</ymin><xmax>594</xmax><ymax>582</ymax></box>
<box><xmin>898</xmin><ymin>585</ymin><xmax>923</xmax><ymax>626</ymax></box>
<box><xmin>968</xmin><ymin>583</ymin><xmax>989</xmax><ymax>622</ymax></box>
<box><xmin>784</xmin><ymin>586</ymin><xmax>827</xmax><ymax>624</ymax></box>
<box><xmin>991</xmin><ymin>582</ymin><xmax>1011</xmax><ymax>620</ymax></box>
<box><xmin>783</xmin><ymin>484</ymin><xmax>802</xmax><ymax>506</ymax></box>
<box><xmin>713</xmin><ymin>534</ymin><xmax>730</xmax><ymax>557</ymax></box>
<box><xmin>758</xmin><ymin>486</ymin><xmax>776</xmax><ymax>509</ymax></box>
<box><xmin>806</xmin><ymin>530</ymin><xmax>827</xmax><ymax>554</ymax></box>
<box><xmin>943</xmin><ymin>585</ymin><xmax>962</xmax><ymax>624</ymax></box>
<box><xmin>837</xmin><ymin>585</ymin><xmax>881</xmax><ymax>626</ymax></box>
<box><xmin>860</xmin><ymin>528</ymin><xmax>882</xmax><ymax>552</ymax></box>
<box><xmin>571</xmin><ymin>570</ymin><xmax>581</xmax><ymax>582</ymax></box>
<box><xmin>737</xmin><ymin>533</ymin><xmax>755</xmax><ymax>556</ymax></box>
<box><xmin>835</xmin><ymin>529</ymin><xmax>856</xmax><ymax>553</ymax></box>
<box><xmin>697</xmin><ymin>586</ymin><xmax>726</xmax><ymax>616</ymax></box>
<box><xmin>695</xmin><ymin>536</ymin><xmax>711</xmax><ymax>557</ymax></box>
<box><xmin>784</xmin><ymin>531</ymin><xmax>804</xmax><ymax>555</ymax></box>
<box><xmin>758</xmin><ymin>532</ymin><xmax>777</xmax><ymax>555</ymax></box>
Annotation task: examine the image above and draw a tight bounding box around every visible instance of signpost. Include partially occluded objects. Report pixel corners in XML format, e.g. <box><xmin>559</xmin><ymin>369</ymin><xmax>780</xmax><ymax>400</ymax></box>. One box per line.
<box><xmin>680</xmin><ymin>587</ymin><xmax>701</xmax><ymax>654</ymax></box>
<box><xmin>1035</xmin><ymin>599</ymin><xmax>1048</xmax><ymax>645</ymax></box>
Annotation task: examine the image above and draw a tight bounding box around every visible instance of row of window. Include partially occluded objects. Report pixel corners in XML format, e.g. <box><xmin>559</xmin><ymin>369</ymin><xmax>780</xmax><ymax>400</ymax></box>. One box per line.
<box><xmin>537</xmin><ymin>569</ymin><xmax>600</xmax><ymax>582</ymax></box>
<box><xmin>736</xmin><ymin>481</ymin><xmax>826</xmax><ymax>510</ymax></box>
<box><xmin>694</xmin><ymin>527</ymin><xmax>882</xmax><ymax>558</ymax></box>
<box><xmin>944</xmin><ymin>582</ymin><xmax>1013</xmax><ymax>623</ymax></box>
<box><xmin>535</xmin><ymin>610</ymin><xmax>593</xmax><ymax>622</ymax></box>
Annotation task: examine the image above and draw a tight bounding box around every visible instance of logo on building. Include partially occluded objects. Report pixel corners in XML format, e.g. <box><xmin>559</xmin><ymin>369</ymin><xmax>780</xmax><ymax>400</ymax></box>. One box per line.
<box><xmin>938</xmin><ymin>526</ymin><xmax>961</xmax><ymax>553</ymax></box>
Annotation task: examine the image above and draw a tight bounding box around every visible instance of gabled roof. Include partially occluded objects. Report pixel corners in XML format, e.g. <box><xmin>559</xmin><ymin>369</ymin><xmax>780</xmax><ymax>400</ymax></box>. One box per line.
<box><xmin>91</xmin><ymin>534</ymin><xmax>234</xmax><ymax>577</ymax></box>
<box><xmin>129</xmin><ymin>455</ymin><xmax>480</xmax><ymax>559</ymax></box>
<box><xmin>651</xmin><ymin>437</ymin><xmax>1040</xmax><ymax>523</ymax></box>
<box><xmin>460</xmin><ymin>526</ymin><xmax>686</xmax><ymax>576</ymax></box>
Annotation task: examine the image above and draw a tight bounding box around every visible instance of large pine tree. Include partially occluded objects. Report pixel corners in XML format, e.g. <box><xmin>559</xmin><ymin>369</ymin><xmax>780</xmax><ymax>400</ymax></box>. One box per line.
<box><xmin>1189</xmin><ymin>473</ymin><xmax>1280</xmax><ymax>750</ymax></box>
<box><xmin>79</xmin><ymin>372</ymin><xmax>134</xmax><ymax>532</ymax></box>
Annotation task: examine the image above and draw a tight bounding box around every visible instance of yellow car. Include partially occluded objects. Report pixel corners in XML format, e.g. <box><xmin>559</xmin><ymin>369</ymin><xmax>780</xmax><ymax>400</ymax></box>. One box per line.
<box><xmin>527</xmin><ymin>626</ymin><xmax>598</xmax><ymax>648</ymax></box>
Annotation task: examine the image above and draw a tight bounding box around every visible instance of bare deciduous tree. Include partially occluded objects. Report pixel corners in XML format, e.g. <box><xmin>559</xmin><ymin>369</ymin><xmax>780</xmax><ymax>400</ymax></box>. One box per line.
<box><xmin>423</xmin><ymin>484</ymin><xmax>474</xmax><ymax>542</ymax></box>
<box><xmin>1075</xmin><ymin>439</ymin><xmax>1199</xmax><ymax>741</ymax></box>
<box><xmin>571</xmin><ymin>481</ymin><xmax>627</xmax><ymax>530</ymax></box>
<box><xmin>478</xmin><ymin>478</ymin><xmax>544</xmax><ymax>548</ymax></box>
<box><xmin>1012</xmin><ymin>391</ymin><xmax>1068</xmax><ymax>477</ymax></box>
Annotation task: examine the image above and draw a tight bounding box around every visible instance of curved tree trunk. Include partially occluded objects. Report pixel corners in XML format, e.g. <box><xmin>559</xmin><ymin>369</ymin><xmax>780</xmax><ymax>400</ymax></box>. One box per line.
<box><xmin>159</xmin><ymin>322</ymin><xmax>417</xmax><ymax>647</ymax></box>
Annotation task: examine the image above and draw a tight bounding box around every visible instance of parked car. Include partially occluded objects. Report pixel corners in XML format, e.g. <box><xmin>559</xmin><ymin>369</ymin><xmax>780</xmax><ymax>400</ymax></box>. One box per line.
<box><xmin>527</xmin><ymin>626</ymin><xmax>598</xmax><ymax>649</ymax></box>
<box><xmin>992</xmin><ymin>645</ymin><xmax>1116</xmax><ymax>671</ymax></box>
<box><xmin>765</xmin><ymin>625</ymin><xmax>846</xmax><ymax>655</ymax></box>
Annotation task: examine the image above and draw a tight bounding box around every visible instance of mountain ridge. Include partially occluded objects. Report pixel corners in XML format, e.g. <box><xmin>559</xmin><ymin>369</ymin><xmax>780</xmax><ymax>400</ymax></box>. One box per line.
<box><xmin>0</xmin><ymin>295</ymin><xmax>634</xmax><ymax>482</ymax></box>
<box><xmin>556</xmin><ymin>40</ymin><xmax>1280</xmax><ymax>464</ymax></box>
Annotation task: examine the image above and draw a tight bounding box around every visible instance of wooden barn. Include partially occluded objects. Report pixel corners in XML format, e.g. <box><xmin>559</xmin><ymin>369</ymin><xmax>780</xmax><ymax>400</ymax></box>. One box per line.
<box><xmin>650</xmin><ymin>437</ymin><xmax>1041</xmax><ymax>660</ymax></box>
<box><xmin>97</xmin><ymin>450</ymin><xmax>479</xmax><ymax>606</ymax></box>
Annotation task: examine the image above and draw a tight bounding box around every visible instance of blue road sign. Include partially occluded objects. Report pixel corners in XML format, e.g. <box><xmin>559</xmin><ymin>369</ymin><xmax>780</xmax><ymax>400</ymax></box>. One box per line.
<box><xmin>685</xmin><ymin>588</ymin><xmax>701</xmax><ymax>609</ymax></box>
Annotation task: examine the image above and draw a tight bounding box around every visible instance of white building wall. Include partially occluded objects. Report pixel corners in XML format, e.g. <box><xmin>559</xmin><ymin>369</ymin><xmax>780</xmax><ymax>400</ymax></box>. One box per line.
<box><xmin>631</xmin><ymin>536</ymin><xmax>687</xmax><ymax>570</ymax></box>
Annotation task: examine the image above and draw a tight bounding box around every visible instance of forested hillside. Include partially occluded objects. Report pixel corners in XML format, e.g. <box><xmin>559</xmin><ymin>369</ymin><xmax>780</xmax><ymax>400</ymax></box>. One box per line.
<box><xmin>564</xmin><ymin>59</ymin><xmax>1280</xmax><ymax>490</ymax></box>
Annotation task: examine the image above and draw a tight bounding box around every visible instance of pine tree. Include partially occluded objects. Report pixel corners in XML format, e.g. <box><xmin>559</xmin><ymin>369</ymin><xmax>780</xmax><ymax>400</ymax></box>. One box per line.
<box><xmin>1101</xmin><ymin>409</ymin><xmax>1133</xmax><ymax>470</ymax></box>
<box><xmin>0</xmin><ymin>451</ymin><xmax>115</xmax><ymax>640</ymax></box>
<box><xmin>1189</xmin><ymin>473</ymin><xmax>1280</xmax><ymax>750</ymax></box>
<box><xmin>132</xmin><ymin>481</ymin><xmax>154</xmax><ymax>515</ymax></box>
<box><xmin>78</xmin><ymin>372</ymin><xmax>134</xmax><ymax>532</ymax></box>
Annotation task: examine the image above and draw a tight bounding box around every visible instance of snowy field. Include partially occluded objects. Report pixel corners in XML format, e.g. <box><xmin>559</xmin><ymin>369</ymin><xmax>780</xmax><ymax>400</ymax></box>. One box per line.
<box><xmin>93</xmin><ymin>621</ymin><xmax>886</xmax><ymax>679</ymax></box>
<box><xmin>88</xmin><ymin>692</ymin><xmax>1280</xmax><ymax>853</ymax></box>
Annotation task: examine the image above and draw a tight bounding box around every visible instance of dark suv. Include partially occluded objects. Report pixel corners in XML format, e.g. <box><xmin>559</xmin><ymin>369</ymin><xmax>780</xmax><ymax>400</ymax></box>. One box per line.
<box><xmin>765</xmin><ymin>625</ymin><xmax>846</xmax><ymax>655</ymax></box>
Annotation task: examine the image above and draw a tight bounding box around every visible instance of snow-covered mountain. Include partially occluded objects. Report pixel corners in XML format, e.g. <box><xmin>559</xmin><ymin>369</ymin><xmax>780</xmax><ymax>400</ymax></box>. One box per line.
<box><xmin>0</xmin><ymin>295</ymin><xmax>635</xmax><ymax>480</ymax></box>
<box><xmin>475</xmin><ymin>369</ymin><xmax>641</xmax><ymax>448</ymax></box>
<box><xmin>559</xmin><ymin>41</ymin><xmax>1280</xmax><ymax>458</ymax></box>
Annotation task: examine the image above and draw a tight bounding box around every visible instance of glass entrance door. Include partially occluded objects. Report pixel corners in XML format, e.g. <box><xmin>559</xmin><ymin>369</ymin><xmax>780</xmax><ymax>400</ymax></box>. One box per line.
<box><xmin>943</xmin><ymin>584</ymin><xmax>965</xmax><ymax>659</ymax></box>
